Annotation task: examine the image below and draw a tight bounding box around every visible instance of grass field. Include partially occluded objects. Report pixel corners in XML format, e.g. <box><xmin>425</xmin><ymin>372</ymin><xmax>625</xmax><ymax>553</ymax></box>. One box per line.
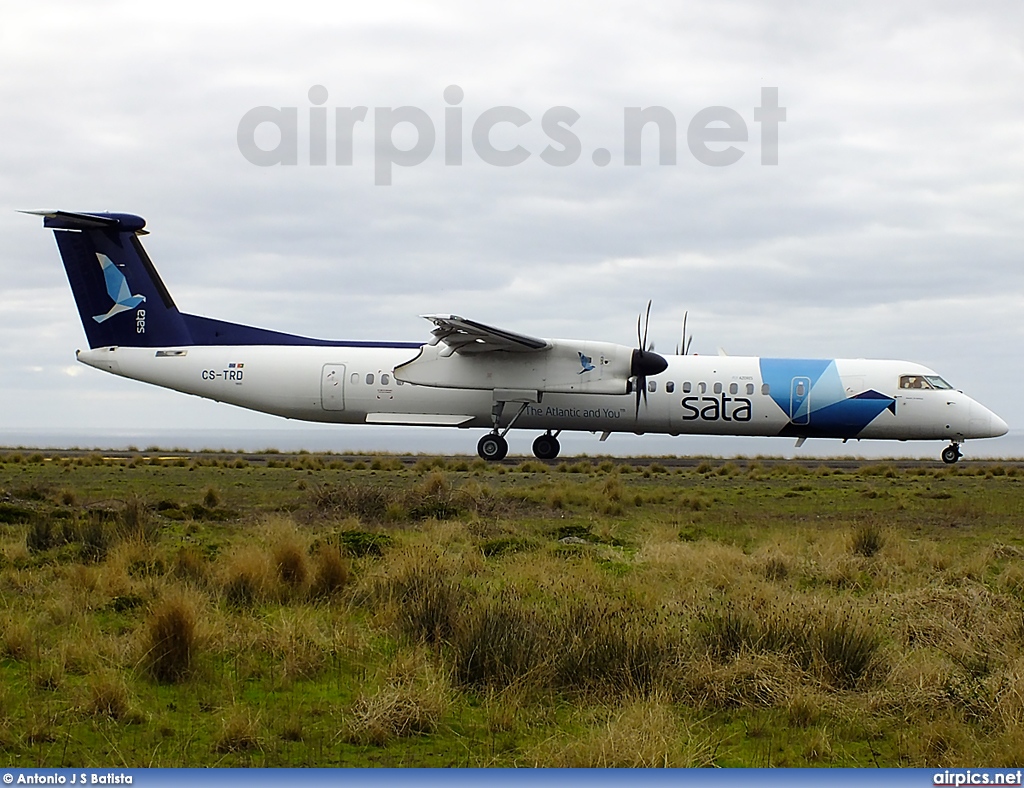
<box><xmin>1</xmin><ymin>449</ymin><xmax>1023</xmax><ymax>766</ymax></box>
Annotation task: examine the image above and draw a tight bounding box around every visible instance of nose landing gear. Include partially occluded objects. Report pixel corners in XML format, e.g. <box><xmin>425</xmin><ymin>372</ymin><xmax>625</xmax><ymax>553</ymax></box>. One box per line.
<box><xmin>941</xmin><ymin>442</ymin><xmax>962</xmax><ymax>465</ymax></box>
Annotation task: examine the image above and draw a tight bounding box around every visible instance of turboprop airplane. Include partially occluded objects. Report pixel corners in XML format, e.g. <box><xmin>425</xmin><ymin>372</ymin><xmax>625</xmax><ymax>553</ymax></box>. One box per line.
<box><xmin>29</xmin><ymin>210</ymin><xmax>1008</xmax><ymax>464</ymax></box>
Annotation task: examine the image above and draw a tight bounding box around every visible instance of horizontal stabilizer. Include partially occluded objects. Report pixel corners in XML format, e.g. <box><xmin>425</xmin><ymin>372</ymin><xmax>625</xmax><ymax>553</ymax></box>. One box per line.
<box><xmin>21</xmin><ymin>210</ymin><xmax>148</xmax><ymax>234</ymax></box>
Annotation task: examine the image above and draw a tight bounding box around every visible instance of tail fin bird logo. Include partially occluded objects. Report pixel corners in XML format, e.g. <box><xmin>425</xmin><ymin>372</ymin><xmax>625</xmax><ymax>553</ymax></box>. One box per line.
<box><xmin>578</xmin><ymin>351</ymin><xmax>596</xmax><ymax>374</ymax></box>
<box><xmin>92</xmin><ymin>253</ymin><xmax>145</xmax><ymax>323</ymax></box>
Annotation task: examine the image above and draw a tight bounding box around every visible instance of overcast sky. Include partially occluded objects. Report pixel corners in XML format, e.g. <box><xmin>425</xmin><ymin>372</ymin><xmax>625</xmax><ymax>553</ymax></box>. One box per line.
<box><xmin>2</xmin><ymin>1</ymin><xmax>1022</xmax><ymax>457</ymax></box>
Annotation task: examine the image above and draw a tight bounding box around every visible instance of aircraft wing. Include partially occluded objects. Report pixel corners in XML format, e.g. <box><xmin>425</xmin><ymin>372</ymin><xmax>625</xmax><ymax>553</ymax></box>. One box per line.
<box><xmin>420</xmin><ymin>314</ymin><xmax>551</xmax><ymax>354</ymax></box>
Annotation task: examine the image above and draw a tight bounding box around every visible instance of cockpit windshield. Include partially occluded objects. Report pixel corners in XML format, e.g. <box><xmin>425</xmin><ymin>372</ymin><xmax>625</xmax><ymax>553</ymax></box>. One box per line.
<box><xmin>899</xmin><ymin>374</ymin><xmax>953</xmax><ymax>390</ymax></box>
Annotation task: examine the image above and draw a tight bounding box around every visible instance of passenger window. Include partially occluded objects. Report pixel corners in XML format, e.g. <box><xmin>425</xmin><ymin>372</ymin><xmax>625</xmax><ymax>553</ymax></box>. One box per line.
<box><xmin>366</xmin><ymin>373</ymin><xmax>374</xmax><ymax>385</ymax></box>
<box><xmin>396</xmin><ymin>379</ymin><xmax>404</xmax><ymax>386</ymax></box>
<box><xmin>666</xmin><ymin>381</ymin><xmax>675</xmax><ymax>393</ymax></box>
<box><xmin>381</xmin><ymin>373</ymin><xmax>390</xmax><ymax>385</ymax></box>
<box><xmin>729</xmin><ymin>383</ymin><xmax>738</xmax><ymax>395</ymax></box>
<box><xmin>698</xmin><ymin>382</ymin><xmax>707</xmax><ymax>394</ymax></box>
<box><xmin>350</xmin><ymin>373</ymin><xmax>359</xmax><ymax>384</ymax></box>
<box><xmin>761</xmin><ymin>383</ymin><xmax>770</xmax><ymax>395</ymax></box>
<box><xmin>682</xmin><ymin>382</ymin><xmax>692</xmax><ymax>394</ymax></box>
<box><xmin>713</xmin><ymin>382</ymin><xmax>723</xmax><ymax>395</ymax></box>
<box><xmin>648</xmin><ymin>380</ymin><xmax>657</xmax><ymax>393</ymax></box>
<box><xmin>746</xmin><ymin>383</ymin><xmax>755</xmax><ymax>395</ymax></box>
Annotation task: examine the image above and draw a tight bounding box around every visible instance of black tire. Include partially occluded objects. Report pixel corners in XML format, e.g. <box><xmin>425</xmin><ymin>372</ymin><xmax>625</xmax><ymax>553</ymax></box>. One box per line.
<box><xmin>532</xmin><ymin>434</ymin><xmax>561</xmax><ymax>460</ymax></box>
<box><xmin>941</xmin><ymin>445</ymin><xmax>961</xmax><ymax>464</ymax></box>
<box><xmin>477</xmin><ymin>433</ymin><xmax>508</xmax><ymax>462</ymax></box>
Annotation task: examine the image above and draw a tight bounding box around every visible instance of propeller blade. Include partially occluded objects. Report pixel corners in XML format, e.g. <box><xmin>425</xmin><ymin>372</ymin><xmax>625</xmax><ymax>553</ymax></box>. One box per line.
<box><xmin>631</xmin><ymin>300</ymin><xmax>666</xmax><ymax>419</ymax></box>
<box><xmin>681</xmin><ymin>312</ymin><xmax>688</xmax><ymax>356</ymax></box>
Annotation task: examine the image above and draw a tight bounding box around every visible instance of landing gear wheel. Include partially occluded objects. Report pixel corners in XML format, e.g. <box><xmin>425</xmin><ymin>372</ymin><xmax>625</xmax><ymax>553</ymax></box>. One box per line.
<box><xmin>477</xmin><ymin>433</ymin><xmax>509</xmax><ymax>462</ymax></box>
<box><xmin>941</xmin><ymin>444</ymin><xmax>962</xmax><ymax>465</ymax></box>
<box><xmin>532</xmin><ymin>434</ymin><xmax>561</xmax><ymax>460</ymax></box>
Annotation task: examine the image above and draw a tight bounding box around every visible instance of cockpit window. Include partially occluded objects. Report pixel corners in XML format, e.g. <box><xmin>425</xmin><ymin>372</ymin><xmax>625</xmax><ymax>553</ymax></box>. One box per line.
<box><xmin>900</xmin><ymin>374</ymin><xmax>954</xmax><ymax>390</ymax></box>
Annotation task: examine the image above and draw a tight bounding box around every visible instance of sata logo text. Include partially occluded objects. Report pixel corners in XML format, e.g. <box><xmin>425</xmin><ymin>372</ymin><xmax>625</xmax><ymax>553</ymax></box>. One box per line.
<box><xmin>681</xmin><ymin>394</ymin><xmax>752</xmax><ymax>422</ymax></box>
<box><xmin>136</xmin><ymin>309</ymin><xmax>146</xmax><ymax>334</ymax></box>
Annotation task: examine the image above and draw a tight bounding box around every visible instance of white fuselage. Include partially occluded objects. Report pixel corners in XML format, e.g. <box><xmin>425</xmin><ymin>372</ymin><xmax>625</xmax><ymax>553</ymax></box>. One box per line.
<box><xmin>76</xmin><ymin>344</ymin><xmax>1008</xmax><ymax>444</ymax></box>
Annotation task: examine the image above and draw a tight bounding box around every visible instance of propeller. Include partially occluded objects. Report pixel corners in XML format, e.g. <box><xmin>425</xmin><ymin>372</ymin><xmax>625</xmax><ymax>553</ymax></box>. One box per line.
<box><xmin>631</xmin><ymin>301</ymin><xmax>669</xmax><ymax>418</ymax></box>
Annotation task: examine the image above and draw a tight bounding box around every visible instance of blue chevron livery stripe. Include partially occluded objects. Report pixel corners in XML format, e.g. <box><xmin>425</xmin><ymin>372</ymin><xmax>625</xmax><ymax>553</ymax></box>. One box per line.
<box><xmin>759</xmin><ymin>358</ymin><xmax>896</xmax><ymax>438</ymax></box>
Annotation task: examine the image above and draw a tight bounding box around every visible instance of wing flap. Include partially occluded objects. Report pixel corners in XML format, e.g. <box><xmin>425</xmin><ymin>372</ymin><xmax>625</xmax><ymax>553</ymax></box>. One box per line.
<box><xmin>421</xmin><ymin>314</ymin><xmax>550</xmax><ymax>354</ymax></box>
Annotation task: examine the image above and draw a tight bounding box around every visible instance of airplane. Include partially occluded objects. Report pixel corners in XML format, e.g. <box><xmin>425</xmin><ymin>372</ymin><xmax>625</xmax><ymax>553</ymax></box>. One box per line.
<box><xmin>27</xmin><ymin>210</ymin><xmax>1008</xmax><ymax>464</ymax></box>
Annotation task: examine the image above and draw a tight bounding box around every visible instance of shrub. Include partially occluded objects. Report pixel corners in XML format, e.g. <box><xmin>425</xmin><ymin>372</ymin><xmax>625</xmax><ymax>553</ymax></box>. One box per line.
<box><xmin>202</xmin><ymin>486</ymin><xmax>221</xmax><ymax>508</ymax></box>
<box><xmin>26</xmin><ymin>517</ymin><xmax>57</xmax><ymax>552</ymax></box>
<box><xmin>698</xmin><ymin>603</ymin><xmax>882</xmax><ymax>690</ymax></box>
<box><xmin>311</xmin><ymin>483</ymin><xmax>395</xmax><ymax>522</ymax></box>
<box><xmin>337</xmin><ymin>529</ymin><xmax>393</xmax><ymax>557</ymax></box>
<box><xmin>0</xmin><ymin>503</ymin><xmax>33</xmax><ymax>525</ymax></box>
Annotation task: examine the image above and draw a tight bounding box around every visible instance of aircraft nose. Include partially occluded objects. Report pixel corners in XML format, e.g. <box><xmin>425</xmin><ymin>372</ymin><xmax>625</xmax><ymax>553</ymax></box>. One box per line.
<box><xmin>969</xmin><ymin>401</ymin><xmax>1009</xmax><ymax>438</ymax></box>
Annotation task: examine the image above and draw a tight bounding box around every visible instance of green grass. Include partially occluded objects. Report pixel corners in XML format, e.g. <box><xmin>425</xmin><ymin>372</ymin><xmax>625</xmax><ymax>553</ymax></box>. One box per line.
<box><xmin>0</xmin><ymin>450</ymin><xmax>1023</xmax><ymax>766</ymax></box>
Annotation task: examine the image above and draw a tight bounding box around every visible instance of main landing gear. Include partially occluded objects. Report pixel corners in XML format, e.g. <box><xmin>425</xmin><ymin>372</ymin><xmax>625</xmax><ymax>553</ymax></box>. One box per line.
<box><xmin>477</xmin><ymin>393</ymin><xmax>563</xmax><ymax>462</ymax></box>
<box><xmin>476</xmin><ymin>431</ymin><xmax>563</xmax><ymax>461</ymax></box>
<box><xmin>941</xmin><ymin>442</ymin><xmax>963</xmax><ymax>465</ymax></box>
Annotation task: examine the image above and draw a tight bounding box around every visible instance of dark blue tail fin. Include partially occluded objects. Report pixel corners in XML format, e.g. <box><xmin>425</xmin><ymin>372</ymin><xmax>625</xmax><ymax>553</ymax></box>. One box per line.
<box><xmin>31</xmin><ymin>210</ymin><xmax>389</xmax><ymax>350</ymax></box>
<box><xmin>31</xmin><ymin>211</ymin><xmax>193</xmax><ymax>349</ymax></box>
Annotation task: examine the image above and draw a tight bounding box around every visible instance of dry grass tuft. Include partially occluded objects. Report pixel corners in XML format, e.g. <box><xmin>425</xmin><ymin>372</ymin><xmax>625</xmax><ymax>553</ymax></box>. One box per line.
<box><xmin>309</xmin><ymin>544</ymin><xmax>350</xmax><ymax>599</ymax></box>
<box><xmin>344</xmin><ymin>668</ymin><xmax>450</xmax><ymax>746</ymax></box>
<box><xmin>266</xmin><ymin>520</ymin><xmax>310</xmax><ymax>595</ymax></box>
<box><xmin>142</xmin><ymin>590</ymin><xmax>200</xmax><ymax>683</ymax></box>
<box><xmin>535</xmin><ymin>696</ymin><xmax>714</xmax><ymax>767</ymax></box>
<box><xmin>82</xmin><ymin>672</ymin><xmax>144</xmax><ymax>723</ymax></box>
<box><xmin>214</xmin><ymin>706</ymin><xmax>263</xmax><ymax>753</ymax></box>
<box><xmin>851</xmin><ymin>520</ymin><xmax>885</xmax><ymax>558</ymax></box>
<box><xmin>685</xmin><ymin>651</ymin><xmax>801</xmax><ymax>708</ymax></box>
<box><xmin>172</xmin><ymin>545</ymin><xmax>209</xmax><ymax>584</ymax></box>
<box><xmin>220</xmin><ymin>545</ymin><xmax>275</xmax><ymax>608</ymax></box>
<box><xmin>1</xmin><ymin>615</ymin><xmax>36</xmax><ymax>661</ymax></box>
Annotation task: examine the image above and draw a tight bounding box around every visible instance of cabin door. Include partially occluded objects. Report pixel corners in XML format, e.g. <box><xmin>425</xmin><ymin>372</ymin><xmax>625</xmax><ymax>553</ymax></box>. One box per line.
<box><xmin>789</xmin><ymin>376</ymin><xmax>811</xmax><ymax>425</ymax></box>
<box><xmin>321</xmin><ymin>364</ymin><xmax>346</xmax><ymax>411</ymax></box>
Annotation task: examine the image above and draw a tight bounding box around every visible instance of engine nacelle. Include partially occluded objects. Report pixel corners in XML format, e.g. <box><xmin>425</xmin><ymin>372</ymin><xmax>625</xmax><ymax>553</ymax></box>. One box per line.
<box><xmin>394</xmin><ymin>340</ymin><xmax>635</xmax><ymax>395</ymax></box>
